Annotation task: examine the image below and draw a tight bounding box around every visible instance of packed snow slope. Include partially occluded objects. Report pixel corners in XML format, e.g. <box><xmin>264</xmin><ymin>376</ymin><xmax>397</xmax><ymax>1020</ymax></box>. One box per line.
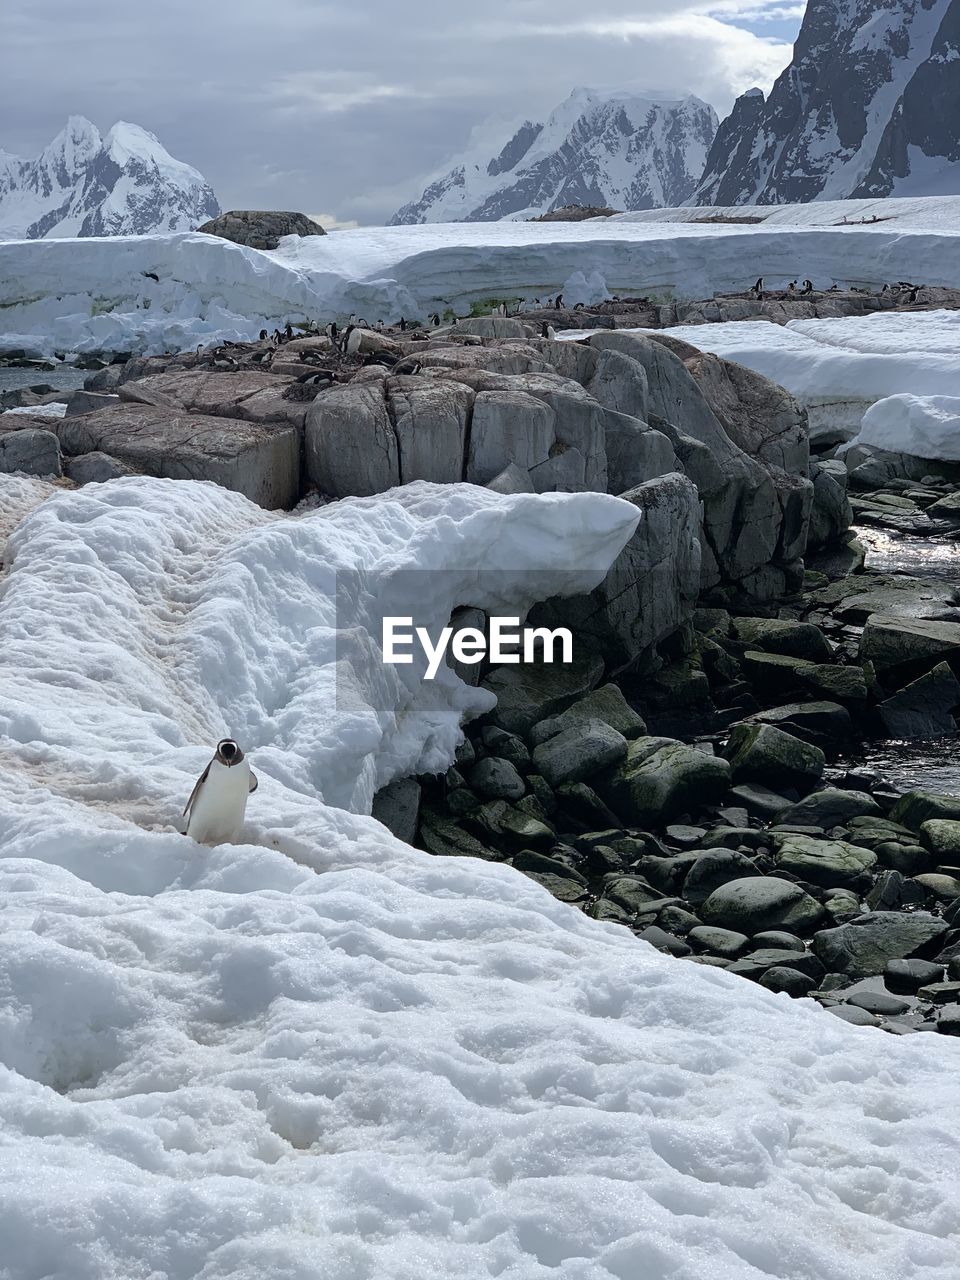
<box><xmin>610</xmin><ymin>194</ymin><xmax>960</xmax><ymax>229</ymax></box>
<box><xmin>3</xmin><ymin>199</ymin><xmax>960</xmax><ymax>356</ymax></box>
<box><xmin>0</xmin><ymin>115</ymin><xmax>219</xmax><ymax>240</ymax></box>
<box><xmin>1</xmin><ymin>474</ymin><xmax>960</xmax><ymax>1280</ymax></box>
<box><xmin>391</xmin><ymin>88</ymin><xmax>717</xmax><ymax>223</ymax></box>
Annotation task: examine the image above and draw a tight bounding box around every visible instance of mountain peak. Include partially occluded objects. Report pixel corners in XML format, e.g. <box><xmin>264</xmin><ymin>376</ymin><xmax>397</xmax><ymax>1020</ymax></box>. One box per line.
<box><xmin>391</xmin><ymin>87</ymin><xmax>718</xmax><ymax>224</ymax></box>
<box><xmin>0</xmin><ymin>117</ymin><xmax>220</xmax><ymax>240</ymax></box>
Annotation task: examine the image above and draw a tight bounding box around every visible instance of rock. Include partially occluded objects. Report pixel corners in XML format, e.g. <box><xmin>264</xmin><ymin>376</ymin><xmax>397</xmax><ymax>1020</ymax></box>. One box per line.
<box><xmin>554</xmin><ymin>783</ymin><xmax>623</xmax><ymax>830</ymax></box>
<box><xmin>468</xmin><ymin>758</ymin><xmax>526</xmax><ymax>801</ymax></box>
<box><xmin>773</xmin><ymin>833</ymin><xmax>876</xmax><ymax>888</ymax></box>
<box><xmin>773</xmin><ymin>788</ymin><xmax>882</xmax><ymax>828</ymax></box>
<box><xmin>371</xmin><ymin>777</ymin><xmax>421</xmax><ymax>844</ymax></box>
<box><xmin>727</xmin><ymin>783</ymin><xmax>795</xmax><ymax>820</ymax></box>
<box><xmin>658</xmin><ymin>905</ymin><xmax>702</xmax><ymax>935</ymax></box>
<box><xmin>921</xmin><ymin>819</ymin><xmax>960</xmax><ymax>861</ymax></box>
<box><xmin>876</xmin><ymin>662</ymin><xmax>960</xmax><ymax>737</ymax></box>
<box><xmin>731</xmin><ymin>617</ymin><xmax>834</xmax><ymax>662</ymax></box>
<box><xmin>55</xmin><ymin>404</ymin><xmax>299</xmax><ymax>508</ymax></box>
<box><xmin>936</xmin><ymin>1005</ymin><xmax>960</xmax><ymax>1035</ymax></box>
<box><xmin>513</xmin><ymin>850</ymin><xmax>587</xmax><ymax>887</ymax></box>
<box><xmin>465</xmin><ymin>390</ymin><xmax>556</xmax><ymax>486</ymax></box>
<box><xmin>821</xmin><ymin>888</ymin><xmax>864</xmax><ymax>924</ymax></box>
<box><xmin>700</xmin><ymin>876</ymin><xmax>826</xmax><ymax>934</ymax></box>
<box><xmin>891</xmin><ymin>790</ymin><xmax>960</xmax><ymax>830</ymax></box>
<box><xmin>64</xmin><ymin>450</ymin><xmax>135</xmax><ymax>483</ymax></box>
<box><xmin>529</xmin><ymin>684</ymin><xmax>646</xmax><ymax>746</ymax></box>
<box><xmin>682</xmin><ymin>849</ymin><xmax>759</xmax><ymax>906</ymax></box>
<box><xmin>638</xmin><ymin>925</ymin><xmax>692</xmax><ymax>957</ymax></box>
<box><xmin>807</xmin><ymin>461</ymin><xmax>853</xmax><ymax>549</ymax></box>
<box><xmin>845</xmin><ymin>990</ymin><xmax>911</xmax><ymax>1017</ymax></box>
<box><xmin>482</xmin><ymin>652</ymin><xmax>604</xmax><ymax>736</ymax></box>
<box><xmin>860</xmin><ymin>614</ymin><xmax>960</xmax><ymax>678</ymax></box>
<box><xmin>733</xmin><ymin>947</ymin><xmax>825</xmax><ymax>980</ymax></box>
<box><xmin>446</xmin><ymin>607</ymin><xmax>488</xmax><ymax>686</ymax></box>
<box><xmin>741</xmin><ymin>651</ymin><xmax>868</xmax><ymax>702</ymax></box>
<box><xmin>828</xmin><ymin>1004</ymin><xmax>881</xmax><ymax>1027</ymax></box>
<box><xmin>486</xmin><ymin>462</ymin><xmax>535</xmax><ymax>494</ymax></box>
<box><xmin>305</xmin><ymin>382</ymin><xmax>399</xmax><ymax>497</ymax></box>
<box><xmin>388</xmin><ymin>380</ymin><xmax>473</xmax><ymax>484</ymax></box>
<box><xmin>752</xmin><ymin>930</ymin><xmax>805</xmax><ymax>951</ymax></box>
<box><xmin>687</xmin><ymin>925</ymin><xmax>751</xmax><ymax>958</ymax></box>
<box><xmin>64</xmin><ymin>389</ymin><xmax>121</xmax><ymax>416</ymax></box>
<box><xmin>530</xmin><ymin>720</ymin><xmax>628</xmax><ymax>787</ymax></box>
<box><xmin>599</xmin><ymin>741</ymin><xmax>732</xmax><ymax>827</ymax></box>
<box><xmin>813</xmin><ymin>912</ymin><xmax>949</xmax><ymax>979</ymax></box>
<box><xmin>527</xmin><ymin>472</ymin><xmax>701</xmax><ymax>672</ymax></box>
<box><xmin>453</xmin><ymin>317</ymin><xmax>533</xmax><ymax>340</ymax></box>
<box><xmin>723</xmin><ymin>723</ymin><xmax>825</xmax><ymax>791</ymax></box>
<box><xmin>759</xmin><ymin>966</ymin><xmax>818</xmax><ymax>996</ymax></box>
<box><xmin>912</xmin><ymin>873</ymin><xmax>960</xmax><ymax>901</ymax></box>
<box><xmin>865</xmin><ymin>869</ymin><xmax>925</xmax><ymax>911</ymax></box>
<box><xmin>872</xmin><ymin>841</ymin><xmax>932</xmax><ymax>876</ymax></box>
<box><xmin>884</xmin><ymin>958</ymin><xmax>945</xmax><ymax>994</ymax></box>
<box><xmin>740</xmin><ymin>701</ymin><xmax>854</xmax><ymax>744</ymax></box>
<box><xmin>664</xmin><ymin>824</ymin><xmax>707</xmax><ymax>849</ymax></box>
<box><xmin>418</xmin><ymin>811</ymin><xmax>496</xmax><ymax>860</ymax></box>
<box><xmin>0</xmin><ymin>427</ymin><xmax>61</xmax><ymax>477</ymax></box>
<box><xmin>602</xmin><ymin>875</ymin><xmax>669</xmax><ymax>915</ymax></box>
<box><xmin>196</xmin><ymin>209</ymin><xmax>325</xmax><ymax>249</ymax></box>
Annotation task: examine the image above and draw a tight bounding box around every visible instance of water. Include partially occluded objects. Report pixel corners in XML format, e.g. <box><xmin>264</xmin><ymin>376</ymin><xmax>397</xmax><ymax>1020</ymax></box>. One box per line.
<box><xmin>842</xmin><ymin>524</ymin><xmax>960</xmax><ymax>795</ymax></box>
<box><xmin>0</xmin><ymin>366</ymin><xmax>86</xmax><ymax>396</ymax></box>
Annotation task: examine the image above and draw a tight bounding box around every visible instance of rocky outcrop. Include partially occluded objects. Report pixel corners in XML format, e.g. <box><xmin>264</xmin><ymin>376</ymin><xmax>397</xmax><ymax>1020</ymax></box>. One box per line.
<box><xmin>196</xmin><ymin>210</ymin><xmax>325</xmax><ymax>250</ymax></box>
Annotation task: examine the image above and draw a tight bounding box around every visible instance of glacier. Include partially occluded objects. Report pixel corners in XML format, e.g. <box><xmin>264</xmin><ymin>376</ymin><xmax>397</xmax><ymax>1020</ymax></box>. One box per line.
<box><xmin>0</xmin><ymin>474</ymin><xmax>959</xmax><ymax>1279</ymax></box>
<box><xmin>2</xmin><ymin>199</ymin><xmax>960</xmax><ymax>357</ymax></box>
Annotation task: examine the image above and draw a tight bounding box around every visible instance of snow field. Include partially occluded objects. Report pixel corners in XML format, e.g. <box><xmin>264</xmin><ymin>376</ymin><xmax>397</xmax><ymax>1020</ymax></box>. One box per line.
<box><xmin>0</xmin><ymin>475</ymin><xmax>959</xmax><ymax>1278</ymax></box>
<box><xmin>2</xmin><ymin>204</ymin><xmax>960</xmax><ymax>356</ymax></box>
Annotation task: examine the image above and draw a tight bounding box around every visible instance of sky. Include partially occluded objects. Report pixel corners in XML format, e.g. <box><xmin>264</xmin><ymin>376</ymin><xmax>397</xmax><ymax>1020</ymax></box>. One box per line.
<box><xmin>1</xmin><ymin>0</ymin><xmax>804</xmax><ymax>226</ymax></box>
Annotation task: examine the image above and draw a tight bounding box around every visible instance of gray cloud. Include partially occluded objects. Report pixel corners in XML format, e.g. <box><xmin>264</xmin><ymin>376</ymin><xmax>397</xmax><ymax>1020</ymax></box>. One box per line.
<box><xmin>1</xmin><ymin>0</ymin><xmax>796</xmax><ymax>224</ymax></box>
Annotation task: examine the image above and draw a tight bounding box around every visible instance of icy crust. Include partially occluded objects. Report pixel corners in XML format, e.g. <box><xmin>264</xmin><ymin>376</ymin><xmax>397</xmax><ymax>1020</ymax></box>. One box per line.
<box><xmin>0</xmin><ymin>476</ymin><xmax>960</xmax><ymax>1279</ymax></box>
<box><xmin>845</xmin><ymin>393</ymin><xmax>960</xmax><ymax>461</ymax></box>
<box><xmin>2</xmin><ymin>210</ymin><xmax>960</xmax><ymax>355</ymax></box>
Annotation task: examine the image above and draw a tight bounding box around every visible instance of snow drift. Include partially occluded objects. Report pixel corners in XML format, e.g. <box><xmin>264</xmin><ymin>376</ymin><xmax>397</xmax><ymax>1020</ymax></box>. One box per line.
<box><xmin>2</xmin><ymin>203</ymin><xmax>960</xmax><ymax>357</ymax></box>
<box><xmin>0</xmin><ymin>474</ymin><xmax>959</xmax><ymax>1280</ymax></box>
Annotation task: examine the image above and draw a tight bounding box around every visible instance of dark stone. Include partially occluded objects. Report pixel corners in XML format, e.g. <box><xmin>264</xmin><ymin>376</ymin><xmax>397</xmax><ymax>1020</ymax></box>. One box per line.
<box><xmin>196</xmin><ymin>209</ymin><xmax>326</xmax><ymax>250</ymax></box>
<box><xmin>814</xmin><ymin>912</ymin><xmax>949</xmax><ymax>979</ymax></box>
<box><xmin>682</xmin><ymin>848</ymin><xmax>759</xmax><ymax>906</ymax></box>
<box><xmin>884</xmin><ymin>958</ymin><xmax>945</xmax><ymax>994</ymax></box>
<box><xmin>759</xmin><ymin>966</ymin><xmax>818</xmax><ymax>996</ymax></box>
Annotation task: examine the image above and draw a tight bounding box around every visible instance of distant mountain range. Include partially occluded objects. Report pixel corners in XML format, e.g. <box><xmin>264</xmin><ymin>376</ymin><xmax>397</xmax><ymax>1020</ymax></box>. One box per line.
<box><xmin>0</xmin><ymin>116</ymin><xmax>220</xmax><ymax>239</ymax></box>
<box><xmin>394</xmin><ymin>0</ymin><xmax>960</xmax><ymax>222</ymax></box>
<box><xmin>391</xmin><ymin>89</ymin><xmax>718</xmax><ymax>224</ymax></box>
<box><xmin>695</xmin><ymin>0</ymin><xmax>960</xmax><ymax>204</ymax></box>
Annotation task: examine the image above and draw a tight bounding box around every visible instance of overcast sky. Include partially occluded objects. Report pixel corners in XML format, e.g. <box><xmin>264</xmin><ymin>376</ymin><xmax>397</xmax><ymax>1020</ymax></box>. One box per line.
<box><xmin>3</xmin><ymin>0</ymin><xmax>803</xmax><ymax>225</ymax></box>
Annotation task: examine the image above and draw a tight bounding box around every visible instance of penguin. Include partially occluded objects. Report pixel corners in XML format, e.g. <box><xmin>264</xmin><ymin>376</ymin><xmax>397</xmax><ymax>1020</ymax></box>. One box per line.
<box><xmin>362</xmin><ymin>351</ymin><xmax>397</xmax><ymax>368</ymax></box>
<box><xmin>554</xmin><ymin>294</ymin><xmax>564</xmax><ymax>309</ymax></box>
<box><xmin>297</xmin><ymin>370</ymin><xmax>336</xmax><ymax>386</ymax></box>
<box><xmin>376</xmin><ymin>319</ymin><xmax>384</xmax><ymax>332</ymax></box>
<box><xmin>430</xmin><ymin>312</ymin><xmax>441</xmax><ymax>327</ymax></box>
<box><xmin>142</xmin><ymin>271</ymin><xmax>160</xmax><ymax>283</ymax></box>
<box><xmin>750</xmin><ymin>276</ymin><xmax>763</xmax><ymax>295</ymax></box>
<box><xmin>272</xmin><ymin>329</ymin><xmax>284</xmax><ymax>345</ymax></box>
<box><xmin>325</xmin><ymin>322</ymin><xmax>339</xmax><ymax>342</ymax></box>
<box><xmin>182</xmin><ymin>739</ymin><xmax>258</xmax><ymax>845</ymax></box>
<box><xmin>252</xmin><ymin>348</ymin><xmax>274</xmax><ymax>366</ymax></box>
<box><xmin>341</xmin><ymin>325</ymin><xmax>363</xmax><ymax>356</ymax></box>
<box><xmin>496</xmin><ymin>302</ymin><xmax>507</xmax><ymax>317</ymax></box>
<box><xmin>540</xmin><ymin>321</ymin><xmax>557</xmax><ymax>340</ymax></box>
<box><xmin>259</xmin><ymin>329</ymin><xmax>269</xmax><ymax>341</ymax></box>
<box><xmin>299</xmin><ymin>350</ymin><xmax>324</xmax><ymax>365</ymax></box>
<box><xmin>399</xmin><ymin>316</ymin><xmax>407</xmax><ymax>331</ymax></box>
<box><xmin>801</xmin><ymin>279</ymin><xmax>813</xmax><ymax>295</ymax></box>
<box><xmin>393</xmin><ymin>358</ymin><xmax>423</xmax><ymax>376</ymax></box>
<box><xmin>284</xmin><ymin>322</ymin><xmax>294</xmax><ymax>340</ymax></box>
<box><xmin>573</xmin><ymin>302</ymin><xmax>585</xmax><ymax>310</ymax></box>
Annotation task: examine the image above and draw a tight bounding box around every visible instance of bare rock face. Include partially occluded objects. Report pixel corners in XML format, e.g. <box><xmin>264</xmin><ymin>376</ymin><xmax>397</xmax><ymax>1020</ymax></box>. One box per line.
<box><xmin>54</xmin><ymin>404</ymin><xmax>299</xmax><ymax>509</ymax></box>
<box><xmin>195</xmin><ymin>210</ymin><xmax>326</xmax><ymax>250</ymax></box>
<box><xmin>0</xmin><ymin>425</ymin><xmax>62</xmax><ymax>477</ymax></box>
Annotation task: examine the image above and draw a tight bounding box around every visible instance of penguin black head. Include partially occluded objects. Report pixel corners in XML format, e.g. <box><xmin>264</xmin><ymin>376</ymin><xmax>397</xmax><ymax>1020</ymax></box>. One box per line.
<box><xmin>216</xmin><ymin>738</ymin><xmax>243</xmax><ymax>766</ymax></box>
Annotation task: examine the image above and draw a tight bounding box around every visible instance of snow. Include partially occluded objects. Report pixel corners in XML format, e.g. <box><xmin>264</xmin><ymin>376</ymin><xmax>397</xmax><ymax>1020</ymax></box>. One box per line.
<box><xmin>0</xmin><ymin>473</ymin><xmax>959</xmax><ymax>1278</ymax></box>
<box><xmin>843</xmin><ymin>393</ymin><xmax>960</xmax><ymax>461</ymax></box>
<box><xmin>608</xmin><ymin>194</ymin><xmax>960</xmax><ymax>230</ymax></box>
<box><xmin>2</xmin><ymin>203</ymin><xmax>960</xmax><ymax>356</ymax></box>
<box><xmin>3</xmin><ymin>401</ymin><xmax>68</xmax><ymax>418</ymax></box>
<box><xmin>554</xmin><ymin>310</ymin><xmax>960</xmax><ymax>440</ymax></box>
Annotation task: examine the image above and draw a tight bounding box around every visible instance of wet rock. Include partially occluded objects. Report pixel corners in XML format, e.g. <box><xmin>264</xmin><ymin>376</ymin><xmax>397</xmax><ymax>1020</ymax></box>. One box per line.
<box><xmin>828</xmin><ymin>1004</ymin><xmax>881</xmax><ymax>1027</ymax></box>
<box><xmin>935</xmin><ymin>1005</ymin><xmax>960</xmax><ymax>1035</ymax></box>
<box><xmin>814</xmin><ymin>912</ymin><xmax>949</xmax><ymax>979</ymax></box>
<box><xmin>845</xmin><ymin>989</ymin><xmax>911</xmax><ymax>1017</ymax></box>
<box><xmin>682</xmin><ymin>849</ymin><xmax>759</xmax><ymax>906</ymax></box>
<box><xmin>916</xmin><ymin>981</ymin><xmax>960</xmax><ymax>1005</ymax></box>
<box><xmin>731</xmin><ymin>617</ymin><xmax>834</xmax><ymax>662</ymax></box>
<box><xmin>482</xmin><ymin>652</ymin><xmax>604</xmax><ymax>736</ymax></box>
<box><xmin>529</xmin><ymin>684</ymin><xmax>646</xmax><ymax>746</ymax></box>
<box><xmin>658</xmin><ymin>905</ymin><xmax>702</xmax><ymax>935</ymax></box>
<box><xmin>723</xmin><ymin>722</ymin><xmax>825</xmax><ymax>792</ymax></box>
<box><xmin>774</xmin><ymin>788</ymin><xmax>882</xmax><ymax>829</ymax></box>
<box><xmin>554</xmin><ymin>782</ymin><xmax>622</xmax><ymax>829</ymax></box>
<box><xmin>531</xmin><ymin>720</ymin><xmax>628</xmax><ymax>787</ymax></box>
<box><xmin>418</xmin><ymin>811</ymin><xmax>496</xmax><ymax>860</ymax></box>
<box><xmin>700</xmin><ymin>876</ymin><xmax>826</xmax><ymax>934</ymax></box>
<box><xmin>912</xmin><ymin>873</ymin><xmax>960</xmax><ymax>902</ymax></box>
<box><xmin>752</xmin><ymin>930</ymin><xmax>805</xmax><ymax>951</ymax></box>
<box><xmin>884</xmin><ymin>958</ymin><xmax>945</xmax><ymax>994</ymax></box>
<box><xmin>921</xmin><ymin>819</ymin><xmax>960</xmax><ymax>861</ymax></box>
<box><xmin>865</xmin><ymin>869</ymin><xmax>925</xmax><ymax>911</ymax></box>
<box><xmin>773</xmin><ymin>834</ymin><xmax>876</xmax><ymax>888</ymax></box>
<box><xmin>727</xmin><ymin>783</ymin><xmax>795</xmax><ymax>821</ymax></box>
<box><xmin>602</xmin><ymin>874</ymin><xmax>669</xmax><ymax>915</ymax></box>
<box><xmin>860</xmin><ymin>614</ymin><xmax>960</xmax><ymax>679</ymax></box>
<box><xmin>638</xmin><ymin>925</ymin><xmax>692</xmax><ymax>957</ymax></box>
<box><xmin>877</xmin><ymin>661</ymin><xmax>960</xmax><ymax>737</ymax></box>
<box><xmin>741</xmin><ymin>651</ymin><xmax>868</xmax><ymax>702</ymax></box>
<box><xmin>892</xmin><ymin>790</ymin><xmax>960</xmax><ymax>830</ymax></box>
<box><xmin>599</xmin><ymin>740</ymin><xmax>732</xmax><ymax>827</ymax></box>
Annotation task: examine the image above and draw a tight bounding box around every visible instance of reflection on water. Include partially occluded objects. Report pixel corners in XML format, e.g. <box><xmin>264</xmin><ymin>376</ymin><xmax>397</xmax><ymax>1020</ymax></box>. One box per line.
<box><xmin>855</xmin><ymin>525</ymin><xmax>960</xmax><ymax>582</ymax></box>
<box><xmin>842</xmin><ymin>737</ymin><xmax>960</xmax><ymax>797</ymax></box>
<box><xmin>0</xmin><ymin>367</ymin><xmax>87</xmax><ymax>396</ymax></box>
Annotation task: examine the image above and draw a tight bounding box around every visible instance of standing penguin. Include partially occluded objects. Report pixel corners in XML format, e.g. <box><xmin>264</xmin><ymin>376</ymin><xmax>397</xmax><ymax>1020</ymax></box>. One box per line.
<box><xmin>554</xmin><ymin>294</ymin><xmax>564</xmax><ymax>309</ymax></box>
<box><xmin>341</xmin><ymin>324</ymin><xmax>363</xmax><ymax>355</ymax></box>
<box><xmin>182</xmin><ymin>739</ymin><xmax>258</xmax><ymax>845</ymax></box>
<box><xmin>540</xmin><ymin>321</ymin><xmax>557</xmax><ymax>340</ymax></box>
<box><xmin>430</xmin><ymin>312</ymin><xmax>441</xmax><ymax>326</ymax></box>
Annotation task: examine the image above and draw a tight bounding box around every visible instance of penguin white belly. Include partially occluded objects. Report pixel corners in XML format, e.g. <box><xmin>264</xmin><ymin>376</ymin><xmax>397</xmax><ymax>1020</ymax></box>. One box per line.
<box><xmin>186</xmin><ymin>759</ymin><xmax>251</xmax><ymax>845</ymax></box>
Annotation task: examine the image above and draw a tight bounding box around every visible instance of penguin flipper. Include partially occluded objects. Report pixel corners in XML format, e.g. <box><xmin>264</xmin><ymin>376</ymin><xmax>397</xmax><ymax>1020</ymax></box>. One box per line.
<box><xmin>249</xmin><ymin>771</ymin><xmax>259</xmax><ymax>794</ymax></box>
<box><xmin>182</xmin><ymin>762</ymin><xmax>211</xmax><ymax>819</ymax></box>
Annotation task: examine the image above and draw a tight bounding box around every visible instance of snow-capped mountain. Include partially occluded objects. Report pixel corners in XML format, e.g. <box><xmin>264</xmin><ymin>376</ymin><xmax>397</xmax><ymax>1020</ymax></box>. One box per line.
<box><xmin>391</xmin><ymin>89</ymin><xmax>718</xmax><ymax>223</ymax></box>
<box><xmin>0</xmin><ymin>116</ymin><xmax>220</xmax><ymax>239</ymax></box>
<box><xmin>694</xmin><ymin>0</ymin><xmax>960</xmax><ymax>204</ymax></box>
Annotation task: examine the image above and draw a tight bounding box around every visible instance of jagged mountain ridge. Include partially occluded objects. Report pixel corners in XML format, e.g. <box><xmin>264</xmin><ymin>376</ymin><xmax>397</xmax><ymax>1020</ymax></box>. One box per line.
<box><xmin>391</xmin><ymin>88</ymin><xmax>718</xmax><ymax>224</ymax></box>
<box><xmin>694</xmin><ymin>0</ymin><xmax>960</xmax><ymax>204</ymax></box>
<box><xmin>0</xmin><ymin>116</ymin><xmax>220</xmax><ymax>239</ymax></box>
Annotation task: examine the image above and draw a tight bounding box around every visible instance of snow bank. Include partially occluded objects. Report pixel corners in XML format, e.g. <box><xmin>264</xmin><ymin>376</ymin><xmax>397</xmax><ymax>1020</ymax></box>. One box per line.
<box><xmin>609</xmin><ymin>193</ymin><xmax>960</xmax><ymax>231</ymax></box>
<box><xmin>843</xmin><ymin>393</ymin><xmax>960</xmax><ymax>461</ymax></box>
<box><xmin>1</xmin><ymin>473</ymin><xmax>959</xmax><ymax>1280</ymax></box>
<box><xmin>3</xmin><ymin>401</ymin><xmax>67</xmax><ymax>418</ymax></box>
<box><xmin>556</xmin><ymin>310</ymin><xmax>960</xmax><ymax>440</ymax></box>
<box><xmin>2</xmin><ymin>209</ymin><xmax>960</xmax><ymax>355</ymax></box>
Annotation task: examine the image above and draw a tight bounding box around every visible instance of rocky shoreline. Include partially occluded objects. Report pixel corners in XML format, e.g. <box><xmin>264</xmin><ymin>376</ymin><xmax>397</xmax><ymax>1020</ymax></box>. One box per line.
<box><xmin>1</xmin><ymin>296</ymin><xmax>958</xmax><ymax>1036</ymax></box>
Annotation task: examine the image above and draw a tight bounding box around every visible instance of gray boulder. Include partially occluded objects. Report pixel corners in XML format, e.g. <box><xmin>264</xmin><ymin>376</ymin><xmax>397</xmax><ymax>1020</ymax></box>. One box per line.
<box><xmin>860</xmin><ymin>614</ymin><xmax>960</xmax><ymax>677</ymax></box>
<box><xmin>531</xmin><ymin>720</ymin><xmax>628</xmax><ymax>787</ymax></box>
<box><xmin>371</xmin><ymin>777</ymin><xmax>421</xmax><ymax>844</ymax></box>
<box><xmin>64</xmin><ymin>451</ymin><xmax>135</xmax><ymax>483</ymax></box>
<box><xmin>877</xmin><ymin>661</ymin><xmax>960</xmax><ymax>738</ymax></box>
<box><xmin>600</xmin><ymin>740</ymin><xmax>732</xmax><ymax>827</ymax></box>
<box><xmin>700</xmin><ymin>876</ymin><xmax>826</xmax><ymax>934</ymax></box>
<box><xmin>807</xmin><ymin>461</ymin><xmax>853</xmax><ymax>549</ymax></box>
<box><xmin>388</xmin><ymin>380</ymin><xmax>473</xmax><ymax>484</ymax></box>
<box><xmin>482</xmin><ymin>652</ymin><xmax>604</xmax><ymax>736</ymax></box>
<box><xmin>196</xmin><ymin>209</ymin><xmax>326</xmax><ymax>250</ymax></box>
<box><xmin>469</xmin><ymin>758</ymin><xmax>526</xmax><ymax>801</ymax></box>
<box><xmin>305</xmin><ymin>382</ymin><xmax>399</xmax><ymax>496</ymax></box>
<box><xmin>723</xmin><ymin>723</ymin><xmax>825</xmax><ymax>791</ymax></box>
<box><xmin>530</xmin><ymin>684</ymin><xmax>646</xmax><ymax>745</ymax></box>
<box><xmin>774</xmin><ymin>788</ymin><xmax>882</xmax><ymax>828</ymax></box>
<box><xmin>55</xmin><ymin>404</ymin><xmax>298</xmax><ymax>508</ymax></box>
<box><xmin>0</xmin><ymin>427</ymin><xmax>62</xmax><ymax>477</ymax></box>
<box><xmin>814</xmin><ymin>912</ymin><xmax>949</xmax><ymax>979</ymax></box>
<box><xmin>772</xmin><ymin>833</ymin><xmax>877</xmax><ymax>889</ymax></box>
<box><xmin>682</xmin><ymin>849</ymin><xmax>759</xmax><ymax>906</ymax></box>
